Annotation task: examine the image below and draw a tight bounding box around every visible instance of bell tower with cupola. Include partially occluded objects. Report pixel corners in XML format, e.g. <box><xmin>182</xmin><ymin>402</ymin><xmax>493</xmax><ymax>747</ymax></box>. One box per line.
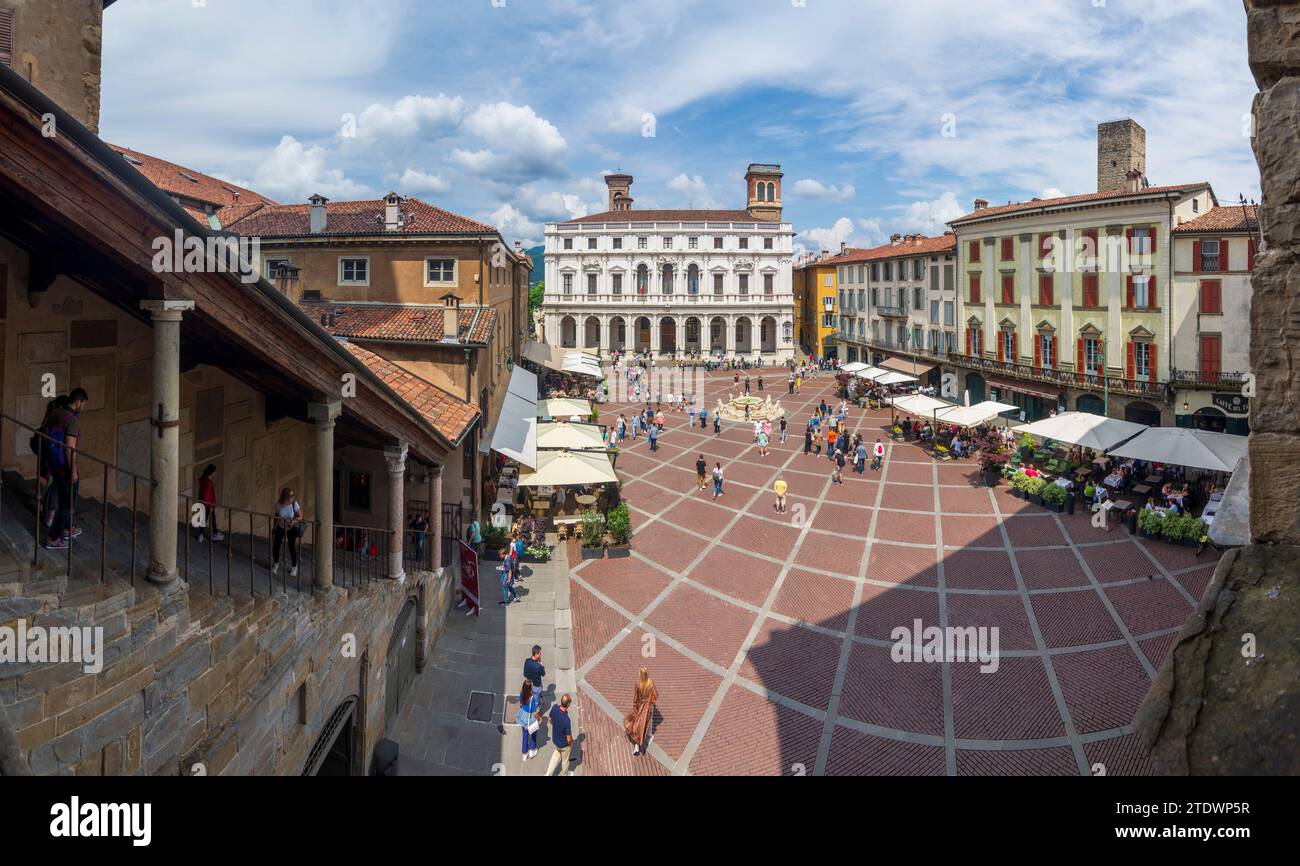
<box><xmin>745</xmin><ymin>163</ymin><xmax>783</xmax><ymax>223</ymax></box>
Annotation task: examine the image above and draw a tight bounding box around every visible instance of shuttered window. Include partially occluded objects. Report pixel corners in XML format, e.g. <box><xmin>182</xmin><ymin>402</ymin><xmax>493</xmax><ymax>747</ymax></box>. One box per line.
<box><xmin>0</xmin><ymin>9</ymin><xmax>13</xmax><ymax>68</ymax></box>
<box><xmin>1200</xmin><ymin>279</ymin><xmax>1222</xmax><ymax>314</ymax></box>
<box><xmin>1200</xmin><ymin>335</ymin><xmax>1221</xmax><ymax>378</ymax></box>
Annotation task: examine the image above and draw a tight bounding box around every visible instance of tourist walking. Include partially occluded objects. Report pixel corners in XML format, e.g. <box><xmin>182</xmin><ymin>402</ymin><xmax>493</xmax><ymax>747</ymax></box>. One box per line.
<box><xmin>624</xmin><ymin>667</ymin><xmax>659</xmax><ymax>757</ymax></box>
<box><xmin>779</xmin><ymin>416</ymin><xmax>787</xmax><ymax>444</ymax></box>
<box><xmin>546</xmin><ymin>693</ymin><xmax>574</xmax><ymax>776</ymax></box>
<box><xmin>648</xmin><ymin>423</ymin><xmax>659</xmax><ymax>452</ymax></box>
<box><xmin>524</xmin><ymin>645</ymin><xmax>546</xmax><ymax>699</ymax></box>
<box><xmin>757</xmin><ymin>427</ymin><xmax>769</xmax><ymax>457</ymax></box>
<box><xmin>713</xmin><ymin>413</ymin><xmax>721</xmax><ymax>435</ymax></box>
<box><xmin>517</xmin><ymin>680</ymin><xmax>541</xmax><ymax>761</ymax></box>
<box><xmin>500</xmin><ymin>547</ymin><xmax>520</xmax><ymax>604</ymax></box>
<box><xmin>803</xmin><ymin>424</ymin><xmax>812</xmax><ymax>455</ymax></box>
<box><xmin>712</xmin><ymin>463</ymin><xmax>724</xmax><ymax>499</ymax></box>
<box><xmin>774</xmin><ymin>476</ymin><xmax>788</xmax><ymax>514</ymax></box>
<box><xmin>872</xmin><ymin>438</ymin><xmax>885</xmax><ymax>471</ymax></box>
<box><xmin>695</xmin><ymin>454</ymin><xmax>708</xmax><ymax>492</ymax></box>
<box><xmin>855</xmin><ymin>439</ymin><xmax>867</xmax><ymax>474</ymax></box>
<box><xmin>196</xmin><ymin>463</ymin><xmax>224</xmax><ymax>543</ymax></box>
<box><xmin>832</xmin><ymin>448</ymin><xmax>846</xmax><ymax>484</ymax></box>
<box><xmin>271</xmin><ymin>487</ymin><xmax>303</xmax><ymax>578</ymax></box>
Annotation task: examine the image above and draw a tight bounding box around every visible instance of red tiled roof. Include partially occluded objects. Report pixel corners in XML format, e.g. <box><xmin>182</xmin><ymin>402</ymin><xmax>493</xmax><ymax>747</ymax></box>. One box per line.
<box><xmin>107</xmin><ymin>143</ymin><xmax>276</xmax><ymax>210</ymax></box>
<box><xmin>950</xmin><ymin>183</ymin><xmax>1213</xmax><ymax>224</ymax></box>
<box><xmin>302</xmin><ymin>301</ymin><xmax>497</xmax><ymax>345</ymax></box>
<box><xmin>1171</xmin><ymin>204</ymin><xmax>1259</xmax><ymax>234</ymax></box>
<box><xmin>341</xmin><ymin>342</ymin><xmax>480</xmax><ymax>446</ymax></box>
<box><xmin>809</xmin><ymin>233</ymin><xmax>957</xmax><ymax>266</ymax></box>
<box><xmin>563</xmin><ymin>209</ymin><xmax>762</xmax><ymax>224</ymax></box>
<box><xmin>224</xmin><ymin>197</ymin><xmax>499</xmax><ymax>237</ymax></box>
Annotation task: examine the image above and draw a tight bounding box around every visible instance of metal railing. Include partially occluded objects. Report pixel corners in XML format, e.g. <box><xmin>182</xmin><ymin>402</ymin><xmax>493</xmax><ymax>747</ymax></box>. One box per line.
<box><xmin>333</xmin><ymin>523</ymin><xmax>391</xmax><ymax>588</ymax></box>
<box><xmin>179</xmin><ymin>491</ymin><xmax>319</xmax><ymax>595</ymax></box>
<box><xmin>0</xmin><ymin>412</ymin><xmax>155</xmax><ymax>586</ymax></box>
<box><xmin>1168</xmin><ymin>369</ymin><xmax>1249</xmax><ymax>389</ymax></box>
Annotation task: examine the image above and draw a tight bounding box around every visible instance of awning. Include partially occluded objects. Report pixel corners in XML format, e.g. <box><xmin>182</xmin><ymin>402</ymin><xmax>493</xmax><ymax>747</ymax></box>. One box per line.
<box><xmin>523</xmin><ymin>340</ymin><xmax>603</xmax><ymax>379</ymax></box>
<box><xmin>986</xmin><ymin>374</ymin><xmax>1060</xmax><ymax>403</ymax></box>
<box><xmin>879</xmin><ymin>356</ymin><xmax>936</xmax><ymax>378</ymax></box>
<box><xmin>1015</xmin><ymin>411</ymin><xmax>1147</xmax><ymax>451</ymax></box>
<box><xmin>839</xmin><ymin>361</ymin><xmax>870</xmax><ymax>374</ymax></box>
<box><xmin>484</xmin><ymin>365</ymin><xmax>538</xmax><ymax>468</ymax></box>
<box><xmin>935</xmin><ymin>400</ymin><xmax>1019</xmax><ymax>428</ymax></box>
<box><xmin>536</xmin><ymin>421</ymin><xmax>606</xmax><ymax>451</ymax></box>
<box><xmin>537</xmin><ymin>397</ymin><xmax>593</xmax><ymax>419</ymax></box>
<box><xmin>892</xmin><ymin>394</ymin><xmax>957</xmax><ymax>418</ymax></box>
<box><xmin>1107</xmin><ymin>426</ymin><xmax>1246</xmax><ymax>472</ymax></box>
<box><xmin>873</xmin><ymin>370</ymin><xmax>919</xmax><ymax>386</ymax></box>
<box><xmin>517</xmin><ymin>450</ymin><xmax>618</xmax><ymax>487</ymax></box>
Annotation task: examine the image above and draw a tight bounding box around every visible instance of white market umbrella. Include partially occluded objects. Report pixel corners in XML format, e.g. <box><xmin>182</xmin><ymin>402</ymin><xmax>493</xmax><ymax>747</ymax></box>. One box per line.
<box><xmin>873</xmin><ymin>370</ymin><xmax>919</xmax><ymax>386</ymax></box>
<box><xmin>840</xmin><ymin>361</ymin><xmax>869</xmax><ymax>374</ymax></box>
<box><xmin>935</xmin><ymin>400</ymin><xmax>1019</xmax><ymax>428</ymax></box>
<box><xmin>536</xmin><ymin>422</ymin><xmax>606</xmax><ymax>451</ymax></box>
<box><xmin>536</xmin><ymin>398</ymin><xmax>593</xmax><ymax>419</ymax></box>
<box><xmin>517</xmin><ymin>450</ymin><xmax>618</xmax><ymax>487</ymax></box>
<box><xmin>1107</xmin><ymin>427</ymin><xmax>1247</xmax><ymax>473</ymax></box>
<box><xmin>1015</xmin><ymin>411</ymin><xmax>1147</xmax><ymax>452</ymax></box>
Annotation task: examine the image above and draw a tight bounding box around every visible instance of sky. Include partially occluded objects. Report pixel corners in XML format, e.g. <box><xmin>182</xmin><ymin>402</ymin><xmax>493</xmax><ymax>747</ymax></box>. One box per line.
<box><xmin>100</xmin><ymin>0</ymin><xmax>1260</xmax><ymax>254</ymax></box>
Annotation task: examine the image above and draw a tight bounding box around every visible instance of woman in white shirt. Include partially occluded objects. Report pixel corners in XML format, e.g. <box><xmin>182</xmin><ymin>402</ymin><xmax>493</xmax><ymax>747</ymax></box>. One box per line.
<box><xmin>272</xmin><ymin>487</ymin><xmax>303</xmax><ymax>578</ymax></box>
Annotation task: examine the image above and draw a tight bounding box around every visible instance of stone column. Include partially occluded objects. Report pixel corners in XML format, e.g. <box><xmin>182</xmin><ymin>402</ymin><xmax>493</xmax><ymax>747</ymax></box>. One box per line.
<box><xmin>308</xmin><ymin>400</ymin><xmax>341</xmax><ymax>592</ymax></box>
<box><xmin>384</xmin><ymin>442</ymin><xmax>408</xmax><ymax>584</ymax></box>
<box><xmin>140</xmin><ymin>299</ymin><xmax>194</xmax><ymax>588</ymax></box>
<box><xmin>429</xmin><ymin>463</ymin><xmax>444</xmax><ymax>578</ymax></box>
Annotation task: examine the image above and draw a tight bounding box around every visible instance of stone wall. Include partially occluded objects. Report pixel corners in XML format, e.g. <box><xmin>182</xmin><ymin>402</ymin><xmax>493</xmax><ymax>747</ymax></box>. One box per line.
<box><xmin>1</xmin><ymin>566</ymin><xmax>457</xmax><ymax>775</ymax></box>
<box><xmin>5</xmin><ymin>0</ymin><xmax>104</xmax><ymax>132</ymax></box>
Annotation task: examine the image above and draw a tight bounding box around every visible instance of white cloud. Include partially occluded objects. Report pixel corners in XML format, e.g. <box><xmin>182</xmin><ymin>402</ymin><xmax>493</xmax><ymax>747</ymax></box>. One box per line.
<box><xmin>354</xmin><ymin>94</ymin><xmax>464</xmax><ymax>142</ymax></box>
<box><xmin>488</xmin><ymin>203</ymin><xmax>541</xmax><ymax>248</ymax></box>
<box><xmin>893</xmin><ymin>191</ymin><xmax>964</xmax><ymax>234</ymax></box>
<box><xmin>398</xmin><ymin>168</ymin><xmax>451</xmax><ymax>196</ymax></box>
<box><xmin>666</xmin><ymin>174</ymin><xmax>720</xmax><ymax>208</ymax></box>
<box><xmin>244</xmin><ymin>135</ymin><xmax>370</xmax><ymax>202</ymax></box>
<box><xmin>791</xmin><ymin>178</ymin><xmax>856</xmax><ymax>202</ymax></box>
<box><xmin>856</xmin><ymin>217</ymin><xmax>887</xmax><ymax>247</ymax></box>
<box><xmin>452</xmin><ymin>102</ymin><xmax>568</xmax><ymax>183</ymax></box>
<box><xmin>1040</xmin><ymin>187</ymin><xmax>1065</xmax><ymax>200</ymax></box>
<box><xmin>799</xmin><ymin>217</ymin><xmax>857</xmax><ymax>255</ymax></box>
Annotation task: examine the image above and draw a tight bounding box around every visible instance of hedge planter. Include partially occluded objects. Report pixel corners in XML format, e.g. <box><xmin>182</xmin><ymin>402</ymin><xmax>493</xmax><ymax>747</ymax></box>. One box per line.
<box><xmin>982</xmin><ymin>470</ymin><xmax>1000</xmax><ymax>488</ymax></box>
<box><xmin>1140</xmin><ymin>529</ymin><xmax>1160</xmax><ymax>541</ymax></box>
<box><xmin>580</xmin><ymin>546</ymin><xmax>605</xmax><ymax>561</ymax></box>
<box><xmin>606</xmin><ymin>542</ymin><xmax>631</xmax><ymax>559</ymax></box>
<box><xmin>1029</xmin><ymin>495</ymin><xmax>1044</xmax><ymax>507</ymax></box>
<box><xmin>1043</xmin><ymin>501</ymin><xmax>1063</xmax><ymax>514</ymax></box>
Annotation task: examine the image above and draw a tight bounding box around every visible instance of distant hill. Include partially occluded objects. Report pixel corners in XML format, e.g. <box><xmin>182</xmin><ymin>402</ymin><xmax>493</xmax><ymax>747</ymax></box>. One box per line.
<box><xmin>525</xmin><ymin>245</ymin><xmax>543</xmax><ymax>285</ymax></box>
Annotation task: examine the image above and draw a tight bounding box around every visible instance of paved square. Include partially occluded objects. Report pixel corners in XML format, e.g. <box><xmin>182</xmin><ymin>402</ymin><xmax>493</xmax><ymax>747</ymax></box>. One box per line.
<box><xmin>573</xmin><ymin>368</ymin><xmax>1211</xmax><ymax>775</ymax></box>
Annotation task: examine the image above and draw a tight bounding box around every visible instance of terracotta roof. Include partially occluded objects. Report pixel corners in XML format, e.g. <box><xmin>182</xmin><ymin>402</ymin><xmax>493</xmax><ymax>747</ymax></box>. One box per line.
<box><xmin>340</xmin><ymin>342</ymin><xmax>480</xmax><ymax>446</ymax></box>
<box><xmin>563</xmin><ymin>209</ymin><xmax>762</xmax><ymax>224</ymax></box>
<box><xmin>107</xmin><ymin>143</ymin><xmax>276</xmax><ymax>210</ymax></box>
<box><xmin>223</xmin><ymin>197</ymin><xmax>499</xmax><ymax>237</ymax></box>
<box><xmin>301</xmin><ymin>301</ymin><xmax>496</xmax><ymax>345</ymax></box>
<box><xmin>810</xmin><ymin>233</ymin><xmax>958</xmax><ymax>266</ymax></box>
<box><xmin>950</xmin><ymin>183</ymin><xmax>1213</xmax><ymax>224</ymax></box>
<box><xmin>1171</xmin><ymin>205</ymin><xmax>1259</xmax><ymax>234</ymax></box>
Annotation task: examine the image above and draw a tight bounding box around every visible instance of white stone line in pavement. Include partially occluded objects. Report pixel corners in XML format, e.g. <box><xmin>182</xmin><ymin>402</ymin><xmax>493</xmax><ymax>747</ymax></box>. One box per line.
<box><xmin>933</xmin><ymin>457</ymin><xmax>959</xmax><ymax>775</ymax></box>
<box><xmin>990</xmin><ymin>490</ymin><xmax>1090</xmax><ymax>775</ymax></box>
<box><xmin>1047</xmin><ymin>511</ymin><xmax>1161</xmax><ymax>680</ymax></box>
<box><xmin>670</xmin><ymin>427</ymin><xmax>829</xmax><ymax>775</ymax></box>
<box><xmin>813</xmin><ymin>432</ymin><xmax>894</xmax><ymax>775</ymax></box>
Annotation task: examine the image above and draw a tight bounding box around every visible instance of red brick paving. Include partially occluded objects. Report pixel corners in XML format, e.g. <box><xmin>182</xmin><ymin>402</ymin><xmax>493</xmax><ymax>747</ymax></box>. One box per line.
<box><xmin>575</xmin><ymin>369</ymin><xmax>1209</xmax><ymax>775</ymax></box>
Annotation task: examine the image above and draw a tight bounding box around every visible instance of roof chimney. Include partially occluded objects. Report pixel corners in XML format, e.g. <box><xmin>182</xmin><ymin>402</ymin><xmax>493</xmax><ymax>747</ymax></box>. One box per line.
<box><xmin>890</xmin><ymin>233</ymin><xmax>901</xmax><ymax>245</ymax></box>
<box><xmin>1125</xmin><ymin>168</ymin><xmax>1144</xmax><ymax>193</ymax></box>
<box><xmin>440</xmin><ymin>292</ymin><xmax>460</xmax><ymax>341</ymax></box>
<box><xmin>384</xmin><ymin>192</ymin><xmax>402</xmax><ymax>231</ymax></box>
<box><xmin>839</xmin><ymin>242</ymin><xmax>846</xmax><ymax>254</ymax></box>
<box><xmin>309</xmin><ymin>194</ymin><xmax>329</xmax><ymax>233</ymax></box>
<box><xmin>973</xmin><ymin>198</ymin><xmax>988</xmax><ymax>211</ymax></box>
<box><xmin>605</xmin><ymin>173</ymin><xmax>634</xmax><ymax>212</ymax></box>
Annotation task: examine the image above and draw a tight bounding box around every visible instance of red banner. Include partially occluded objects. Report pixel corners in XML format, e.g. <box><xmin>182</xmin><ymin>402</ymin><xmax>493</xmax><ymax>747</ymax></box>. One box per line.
<box><xmin>458</xmin><ymin>541</ymin><xmax>480</xmax><ymax>616</ymax></box>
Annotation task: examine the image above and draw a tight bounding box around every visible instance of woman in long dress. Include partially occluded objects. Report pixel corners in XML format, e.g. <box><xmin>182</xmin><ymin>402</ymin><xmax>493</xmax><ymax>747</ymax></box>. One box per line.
<box><xmin>623</xmin><ymin>667</ymin><xmax>659</xmax><ymax>756</ymax></box>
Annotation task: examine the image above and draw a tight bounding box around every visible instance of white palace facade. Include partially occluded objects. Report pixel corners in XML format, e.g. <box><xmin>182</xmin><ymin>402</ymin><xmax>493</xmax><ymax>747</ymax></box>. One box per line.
<box><xmin>541</xmin><ymin>165</ymin><xmax>797</xmax><ymax>362</ymax></box>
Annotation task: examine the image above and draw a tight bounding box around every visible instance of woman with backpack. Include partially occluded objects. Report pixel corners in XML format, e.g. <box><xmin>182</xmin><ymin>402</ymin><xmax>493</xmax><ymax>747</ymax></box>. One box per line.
<box><xmin>271</xmin><ymin>487</ymin><xmax>303</xmax><ymax>578</ymax></box>
<box><xmin>517</xmin><ymin>680</ymin><xmax>541</xmax><ymax>761</ymax></box>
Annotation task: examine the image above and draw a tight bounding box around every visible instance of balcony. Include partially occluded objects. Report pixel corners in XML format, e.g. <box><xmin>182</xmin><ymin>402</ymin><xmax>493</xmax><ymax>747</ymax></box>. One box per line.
<box><xmin>876</xmin><ymin>305</ymin><xmax>907</xmax><ymax>318</ymax></box>
<box><xmin>1169</xmin><ymin>369</ymin><xmax>1249</xmax><ymax>390</ymax></box>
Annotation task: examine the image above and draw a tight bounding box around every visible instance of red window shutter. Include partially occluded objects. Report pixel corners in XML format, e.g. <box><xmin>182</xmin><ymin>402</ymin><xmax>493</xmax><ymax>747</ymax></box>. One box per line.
<box><xmin>1039</xmin><ymin>233</ymin><xmax>1051</xmax><ymax>260</ymax></box>
<box><xmin>1125</xmin><ymin>228</ymin><xmax>1134</xmax><ymax>254</ymax></box>
<box><xmin>1206</xmin><ymin>279</ymin><xmax>1222</xmax><ymax>313</ymax></box>
<box><xmin>1039</xmin><ymin>273</ymin><xmax>1052</xmax><ymax>306</ymax></box>
<box><xmin>965</xmin><ymin>328</ymin><xmax>972</xmax><ymax>356</ymax></box>
<box><xmin>1077</xmin><ymin>338</ymin><xmax>1085</xmax><ymax>372</ymax></box>
<box><xmin>1001</xmin><ymin>237</ymin><xmax>1013</xmax><ymax>261</ymax></box>
<box><xmin>970</xmin><ymin>241</ymin><xmax>980</xmax><ymax>263</ymax></box>
<box><xmin>1083</xmin><ymin>229</ymin><xmax>1098</xmax><ymax>260</ymax></box>
<box><xmin>1126</xmin><ymin>342</ymin><xmax>1136</xmax><ymax>380</ymax></box>
<box><xmin>1012</xmin><ymin>331</ymin><xmax>1018</xmax><ymax>362</ymax></box>
<box><xmin>1126</xmin><ymin>275</ymin><xmax>1134</xmax><ymax>308</ymax></box>
<box><xmin>1248</xmin><ymin>238</ymin><xmax>1257</xmax><ymax>271</ymax></box>
<box><xmin>1081</xmin><ymin>274</ymin><xmax>1095</xmax><ymax>307</ymax></box>
<box><xmin>1148</xmin><ymin>275</ymin><xmax>1156</xmax><ymax>308</ymax></box>
<box><xmin>1220</xmin><ymin>239</ymin><xmax>1230</xmax><ymax>273</ymax></box>
<box><xmin>1150</xmin><ymin>225</ymin><xmax>1157</xmax><ymax>254</ymax></box>
<box><xmin>1050</xmin><ymin>338</ymin><xmax>1057</xmax><ymax>369</ymax></box>
<box><xmin>1149</xmin><ymin>343</ymin><xmax>1157</xmax><ymax>382</ymax></box>
<box><xmin>969</xmin><ymin>274</ymin><xmax>980</xmax><ymax>304</ymax></box>
<box><xmin>1034</xmin><ymin>336</ymin><xmax>1041</xmax><ymax>368</ymax></box>
<box><xmin>997</xmin><ymin>333</ymin><xmax>1004</xmax><ymax>362</ymax></box>
<box><xmin>1200</xmin><ymin>336</ymin><xmax>1221</xmax><ymax>376</ymax></box>
<box><xmin>1192</xmin><ymin>240</ymin><xmax>1201</xmax><ymax>272</ymax></box>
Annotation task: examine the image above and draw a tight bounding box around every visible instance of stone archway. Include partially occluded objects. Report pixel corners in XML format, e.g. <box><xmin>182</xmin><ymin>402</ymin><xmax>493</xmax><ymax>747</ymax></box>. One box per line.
<box><xmin>634</xmin><ymin>316</ymin><xmax>651</xmax><ymax>352</ymax></box>
<box><xmin>583</xmin><ymin>316</ymin><xmax>601</xmax><ymax>350</ymax></box>
<box><xmin>760</xmin><ymin>316</ymin><xmax>777</xmax><ymax>353</ymax></box>
<box><xmin>559</xmin><ymin>316</ymin><xmax>576</xmax><ymax>348</ymax></box>
<box><xmin>684</xmin><ymin>317</ymin><xmax>702</xmax><ymax>353</ymax></box>
<box><xmin>1124</xmin><ymin>400</ymin><xmax>1161</xmax><ymax>427</ymax></box>
<box><xmin>734</xmin><ymin>316</ymin><xmax>753</xmax><ymax>354</ymax></box>
<box><xmin>609</xmin><ymin>316</ymin><xmax>627</xmax><ymax>352</ymax></box>
<box><xmin>709</xmin><ymin>316</ymin><xmax>726</xmax><ymax>352</ymax></box>
<box><xmin>1076</xmin><ymin>393</ymin><xmax>1105</xmax><ymax>416</ymax></box>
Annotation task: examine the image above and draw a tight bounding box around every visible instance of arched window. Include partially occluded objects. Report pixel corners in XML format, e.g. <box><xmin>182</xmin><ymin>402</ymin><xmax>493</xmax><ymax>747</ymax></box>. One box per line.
<box><xmin>756</xmin><ymin>183</ymin><xmax>766</xmax><ymax>202</ymax></box>
<box><xmin>766</xmin><ymin>182</ymin><xmax>776</xmax><ymax>201</ymax></box>
<box><xmin>687</xmin><ymin>264</ymin><xmax>700</xmax><ymax>294</ymax></box>
<box><xmin>636</xmin><ymin>264</ymin><xmax>649</xmax><ymax>294</ymax></box>
<box><xmin>662</xmin><ymin>264</ymin><xmax>674</xmax><ymax>294</ymax></box>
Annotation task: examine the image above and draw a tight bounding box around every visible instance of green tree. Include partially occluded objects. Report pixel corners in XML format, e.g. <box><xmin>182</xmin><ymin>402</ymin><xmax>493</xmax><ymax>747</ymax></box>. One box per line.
<box><xmin>529</xmin><ymin>280</ymin><xmax>545</xmax><ymax>318</ymax></box>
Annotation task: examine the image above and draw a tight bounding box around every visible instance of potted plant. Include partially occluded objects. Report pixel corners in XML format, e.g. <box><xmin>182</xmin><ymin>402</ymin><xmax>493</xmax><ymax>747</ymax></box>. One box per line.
<box><xmin>606</xmin><ymin>503</ymin><xmax>632</xmax><ymax>557</ymax></box>
<box><xmin>1137</xmin><ymin>507</ymin><xmax>1164</xmax><ymax>540</ymax></box>
<box><xmin>481</xmin><ymin>525</ymin><xmax>509</xmax><ymax>560</ymax></box>
<box><xmin>1040</xmin><ymin>482</ymin><xmax>1068</xmax><ymax>513</ymax></box>
<box><xmin>579</xmin><ymin>510</ymin><xmax>606</xmax><ymax>559</ymax></box>
<box><xmin>518</xmin><ymin>517</ymin><xmax>550</xmax><ymax>562</ymax></box>
<box><xmin>1024</xmin><ymin>475</ymin><xmax>1048</xmax><ymax>506</ymax></box>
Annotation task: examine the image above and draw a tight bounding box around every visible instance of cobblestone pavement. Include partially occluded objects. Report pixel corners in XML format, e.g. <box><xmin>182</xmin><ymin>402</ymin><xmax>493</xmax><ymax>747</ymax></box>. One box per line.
<box><xmin>573</xmin><ymin>366</ymin><xmax>1216</xmax><ymax>775</ymax></box>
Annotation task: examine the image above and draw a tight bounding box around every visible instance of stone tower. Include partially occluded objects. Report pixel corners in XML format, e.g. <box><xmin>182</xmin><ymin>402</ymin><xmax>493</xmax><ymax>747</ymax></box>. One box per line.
<box><xmin>1096</xmin><ymin>119</ymin><xmax>1146</xmax><ymax>192</ymax></box>
<box><xmin>604</xmin><ymin>173</ymin><xmax>634</xmax><ymax>212</ymax></box>
<box><xmin>0</xmin><ymin>0</ymin><xmax>107</xmax><ymax>132</ymax></box>
<box><xmin>745</xmin><ymin>164</ymin><xmax>784</xmax><ymax>222</ymax></box>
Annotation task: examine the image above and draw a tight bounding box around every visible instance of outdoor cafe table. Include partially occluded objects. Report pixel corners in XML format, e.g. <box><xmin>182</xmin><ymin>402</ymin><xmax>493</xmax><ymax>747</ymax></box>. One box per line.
<box><xmin>1143</xmin><ymin>474</ymin><xmax>1162</xmax><ymax>485</ymax></box>
<box><xmin>1131</xmin><ymin>483</ymin><xmax>1152</xmax><ymax>499</ymax></box>
<box><xmin>574</xmin><ymin>494</ymin><xmax>598</xmax><ymax>507</ymax></box>
<box><xmin>1103</xmin><ymin>473</ymin><xmax>1122</xmax><ymax>488</ymax></box>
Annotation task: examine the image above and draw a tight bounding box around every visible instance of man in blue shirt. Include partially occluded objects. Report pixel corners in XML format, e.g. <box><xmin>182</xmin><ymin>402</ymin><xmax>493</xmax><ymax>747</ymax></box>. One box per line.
<box><xmin>524</xmin><ymin>645</ymin><xmax>545</xmax><ymax>696</ymax></box>
<box><xmin>545</xmin><ymin>693</ymin><xmax>574</xmax><ymax>776</ymax></box>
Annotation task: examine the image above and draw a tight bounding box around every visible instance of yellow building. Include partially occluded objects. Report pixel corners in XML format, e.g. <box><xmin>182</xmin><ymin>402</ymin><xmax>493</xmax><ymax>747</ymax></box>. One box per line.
<box><xmin>792</xmin><ymin>253</ymin><xmax>839</xmax><ymax>359</ymax></box>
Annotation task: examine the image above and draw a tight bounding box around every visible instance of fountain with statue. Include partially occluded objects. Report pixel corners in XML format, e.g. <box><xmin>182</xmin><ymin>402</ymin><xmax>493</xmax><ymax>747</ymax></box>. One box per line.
<box><xmin>714</xmin><ymin>393</ymin><xmax>786</xmax><ymax>422</ymax></box>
